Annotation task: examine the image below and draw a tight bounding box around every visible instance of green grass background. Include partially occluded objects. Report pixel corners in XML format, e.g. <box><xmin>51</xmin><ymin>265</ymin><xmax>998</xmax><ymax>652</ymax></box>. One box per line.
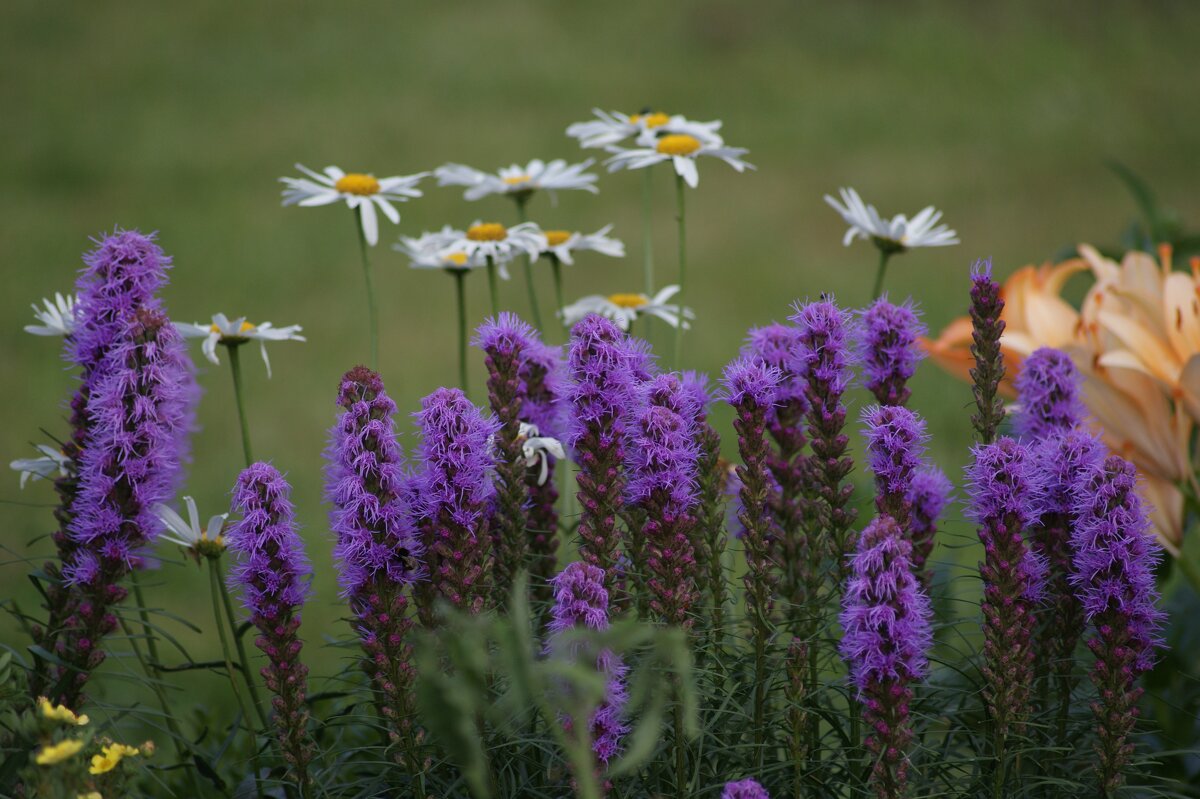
<box><xmin>3</xmin><ymin>1</ymin><xmax>1199</xmax><ymax>680</ymax></box>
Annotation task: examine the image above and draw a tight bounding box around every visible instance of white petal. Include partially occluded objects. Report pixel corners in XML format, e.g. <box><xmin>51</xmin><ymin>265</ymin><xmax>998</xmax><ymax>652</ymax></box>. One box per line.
<box><xmin>675</xmin><ymin>157</ymin><xmax>700</xmax><ymax>188</ymax></box>
<box><xmin>358</xmin><ymin>200</ymin><xmax>379</xmax><ymax>246</ymax></box>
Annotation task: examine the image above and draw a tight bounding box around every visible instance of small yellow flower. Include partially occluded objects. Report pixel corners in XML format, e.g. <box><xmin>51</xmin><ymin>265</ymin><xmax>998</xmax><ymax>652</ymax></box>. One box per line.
<box><xmin>89</xmin><ymin>742</ymin><xmax>140</xmax><ymax>774</ymax></box>
<box><xmin>35</xmin><ymin>738</ymin><xmax>84</xmax><ymax>765</ymax></box>
<box><xmin>38</xmin><ymin>696</ymin><xmax>89</xmax><ymax>726</ymax></box>
<box><xmin>78</xmin><ymin>793</ymin><xmax>102</xmax><ymax>799</ymax></box>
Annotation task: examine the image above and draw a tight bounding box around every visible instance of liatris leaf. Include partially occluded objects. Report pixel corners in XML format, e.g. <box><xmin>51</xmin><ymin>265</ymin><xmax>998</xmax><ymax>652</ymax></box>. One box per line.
<box><xmin>227</xmin><ymin>462</ymin><xmax>316</xmax><ymax>792</ymax></box>
<box><xmin>1070</xmin><ymin>455</ymin><xmax>1166</xmax><ymax>794</ymax></box>
<box><xmin>855</xmin><ymin>296</ymin><xmax>927</xmax><ymax>407</ymax></box>
<box><xmin>966</xmin><ymin>437</ymin><xmax>1044</xmax><ymax>738</ymax></box>
<box><xmin>722</xmin><ymin>778</ymin><xmax>771</xmax><ymax>798</ymax></box>
<box><xmin>1013</xmin><ymin>346</ymin><xmax>1085</xmax><ymax>441</ymax></box>
<box><xmin>475</xmin><ymin>312</ymin><xmax>539</xmax><ymax>607</ymax></box>
<box><xmin>861</xmin><ymin>404</ymin><xmax>928</xmax><ymax>528</ymax></box>
<box><xmin>626</xmin><ymin>373</ymin><xmax>702</xmax><ymax>628</ymax></box>
<box><xmin>839</xmin><ymin>515</ymin><xmax>932</xmax><ymax>799</ymax></box>
<box><xmin>412</xmin><ymin>387</ymin><xmax>498</xmax><ymax>621</ymax></box>
<box><xmin>567</xmin><ymin>314</ymin><xmax>638</xmax><ymax>591</ymax></box>
<box><xmin>967</xmin><ymin>260</ymin><xmax>1006</xmax><ymax>444</ymax></box>
<box><xmin>56</xmin><ymin>307</ymin><xmax>190</xmax><ymax>707</ymax></box>
<box><xmin>325</xmin><ymin>366</ymin><xmax>424</xmax><ymax>760</ymax></box>
<box><xmin>906</xmin><ymin>465</ymin><xmax>952</xmax><ymax>588</ymax></box>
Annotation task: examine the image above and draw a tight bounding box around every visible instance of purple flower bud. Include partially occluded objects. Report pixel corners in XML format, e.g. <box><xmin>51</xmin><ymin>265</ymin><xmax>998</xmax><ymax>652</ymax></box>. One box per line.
<box><xmin>856</xmin><ymin>296</ymin><xmax>927</xmax><ymax>406</ymax></box>
<box><xmin>722</xmin><ymin>778</ymin><xmax>771</xmax><ymax>799</ymax></box>
<box><xmin>968</xmin><ymin>260</ymin><xmax>1006</xmax><ymax>443</ymax></box>
<box><xmin>861</xmin><ymin>405</ymin><xmax>928</xmax><ymax>525</ymax></box>
<box><xmin>412</xmin><ymin>387</ymin><xmax>498</xmax><ymax>618</ymax></box>
<box><xmin>681</xmin><ymin>370</ymin><xmax>729</xmax><ymax>630</ymax></box>
<box><xmin>1014</xmin><ymin>346</ymin><xmax>1084</xmax><ymax>440</ymax></box>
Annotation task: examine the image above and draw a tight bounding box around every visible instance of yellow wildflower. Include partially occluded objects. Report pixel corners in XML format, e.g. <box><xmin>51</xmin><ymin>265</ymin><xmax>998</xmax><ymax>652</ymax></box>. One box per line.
<box><xmin>89</xmin><ymin>742</ymin><xmax>140</xmax><ymax>775</ymax></box>
<box><xmin>35</xmin><ymin>738</ymin><xmax>84</xmax><ymax>765</ymax></box>
<box><xmin>38</xmin><ymin>696</ymin><xmax>89</xmax><ymax>726</ymax></box>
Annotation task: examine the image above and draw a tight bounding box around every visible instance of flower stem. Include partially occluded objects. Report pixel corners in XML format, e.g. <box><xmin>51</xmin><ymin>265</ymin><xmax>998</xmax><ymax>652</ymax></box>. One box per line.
<box><xmin>550</xmin><ymin>255</ymin><xmax>565</xmax><ymax>333</ymax></box>
<box><xmin>486</xmin><ymin>255</ymin><xmax>500</xmax><ymax>316</ymax></box>
<box><xmin>642</xmin><ymin>168</ymin><xmax>655</xmax><ymax>295</ymax></box>
<box><xmin>227</xmin><ymin>344</ymin><xmax>254</xmax><ymax>468</ymax></box>
<box><xmin>872</xmin><ymin>250</ymin><xmax>892</xmax><ymax>300</ymax></box>
<box><xmin>673</xmin><ymin>172</ymin><xmax>687</xmax><ymax>369</ymax></box>
<box><xmin>452</xmin><ymin>268</ymin><xmax>469</xmax><ymax>395</ymax></box>
<box><xmin>354</xmin><ymin>208</ymin><xmax>380</xmax><ymax>370</ymax></box>
<box><xmin>214</xmin><ymin>558</ymin><xmax>268</xmax><ymax>728</ymax></box>
<box><xmin>514</xmin><ymin>197</ymin><xmax>543</xmax><ymax>330</ymax></box>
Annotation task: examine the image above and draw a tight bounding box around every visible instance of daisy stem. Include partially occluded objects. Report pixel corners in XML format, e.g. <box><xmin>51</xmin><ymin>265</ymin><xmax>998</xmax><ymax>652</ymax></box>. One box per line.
<box><xmin>452</xmin><ymin>268</ymin><xmax>469</xmax><ymax>395</ymax></box>
<box><xmin>550</xmin><ymin>254</ymin><xmax>565</xmax><ymax>331</ymax></box>
<box><xmin>227</xmin><ymin>344</ymin><xmax>254</xmax><ymax>468</ymax></box>
<box><xmin>486</xmin><ymin>255</ymin><xmax>500</xmax><ymax>316</ymax></box>
<box><xmin>872</xmin><ymin>250</ymin><xmax>892</xmax><ymax>300</ymax></box>
<box><xmin>642</xmin><ymin>167</ymin><xmax>655</xmax><ymax>295</ymax></box>
<box><xmin>514</xmin><ymin>196</ymin><xmax>544</xmax><ymax>330</ymax></box>
<box><xmin>214</xmin><ymin>557</ymin><xmax>269</xmax><ymax>729</ymax></box>
<box><xmin>354</xmin><ymin>210</ymin><xmax>380</xmax><ymax>370</ymax></box>
<box><xmin>673</xmin><ymin>172</ymin><xmax>688</xmax><ymax>369</ymax></box>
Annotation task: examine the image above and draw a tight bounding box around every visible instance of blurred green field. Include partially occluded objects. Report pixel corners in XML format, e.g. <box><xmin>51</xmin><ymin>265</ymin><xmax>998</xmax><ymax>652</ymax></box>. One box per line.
<box><xmin>3</xmin><ymin>0</ymin><xmax>1199</xmax><ymax>684</ymax></box>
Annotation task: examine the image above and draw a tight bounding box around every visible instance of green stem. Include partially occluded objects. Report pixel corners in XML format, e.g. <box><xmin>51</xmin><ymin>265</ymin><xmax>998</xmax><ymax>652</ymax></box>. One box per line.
<box><xmin>452</xmin><ymin>269</ymin><xmax>469</xmax><ymax>395</ymax></box>
<box><xmin>215</xmin><ymin>558</ymin><xmax>268</xmax><ymax>729</ymax></box>
<box><xmin>486</xmin><ymin>255</ymin><xmax>500</xmax><ymax>316</ymax></box>
<box><xmin>228</xmin><ymin>344</ymin><xmax>254</xmax><ymax>467</ymax></box>
<box><xmin>550</xmin><ymin>255</ymin><xmax>565</xmax><ymax>333</ymax></box>
<box><xmin>871</xmin><ymin>250</ymin><xmax>892</xmax><ymax>301</ymax></box>
<box><xmin>992</xmin><ymin>730</ymin><xmax>1008</xmax><ymax>799</ymax></box>
<box><xmin>514</xmin><ymin>197</ymin><xmax>543</xmax><ymax>330</ymax></box>
<box><xmin>355</xmin><ymin>208</ymin><xmax>380</xmax><ymax>370</ymax></box>
<box><xmin>673</xmin><ymin>173</ymin><xmax>687</xmax><ymax>369</ymax></box>
<box><xmin>642</xmin><ymin>168</ymin><xmax>655</xmax><ymax>296</ymax></box>
<box><xmin>209</xmin><ymin>560</ymin><xmax>265</xmax><ymax>794</ymax></box>
<box><xmin>673</xmin><ymin>700</ymin><xmax>687</xmax><ymax>799</ymax></box>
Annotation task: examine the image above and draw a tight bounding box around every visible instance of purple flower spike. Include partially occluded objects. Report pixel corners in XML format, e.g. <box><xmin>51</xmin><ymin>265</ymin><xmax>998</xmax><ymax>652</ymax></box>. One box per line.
<box><xmin>840</xmin><ymin>515</ymin><xmax>932</xmax><ymax>799</ymax></box>
<box><xmin>568</xmin><ymin>314</ymin><xmax>638</xmax><ymax>590</ymax></box>
<box><xmin>521</xmin><ymin>340</ymin><xmax>568</xmax><ymax>608</ymax></box>
<box><xmin>861</xmin><ymin>404</ymin><xmax>927</xmax><ymax>527</ymax></box>
<box><xmin>55</xmin><ymin>308</ymin><xmax>190</xmax><ymax>707</ymax></box>
<box><xmin>627</xmin><ymin>373</ymin><xmax>701</xmax><ymax>628</ymax></box>
<box><xmin>907</xmin><ymin>465</ymin><xmax>952</xmax><ymax>587</ymax></box>
<box><xmin>227</xmin><ymin>462</ymin><xmax>315</xmax><ymax>790</ymax></box>
<box><xmin>966</xmin><ymin>436</ymin><xmax>1043</xmax><ymax>737</ymax></box>
<box><xmin>325</xmin><ymin>366</ymin><xmax>423</xmax><ymax>757</ymax></box>
<box><xmin>968</xmin><ymin>260</ymin><xmax>1006</xmax><ymax>443</ymax></box>
<box><xmin>546</xmin><ymin>562</ymin><xmax>629</xmax><ymax>770</ymax></box>
<box><xmin>681</xmin><ymin>370</ymin><xmax>729</xmax><ymax>634</ymax></box>
<box><xmin>1070</xmin><ymin>455</ymin><xmax>1165</xmax><ymax>792</ymax></box>
<box><xmin>413</xmin><ymin>387</ymin><xmax>498</xmax><ymax>620</ymax></box>
<box><xmin>722</xmin><ymin>778</ymin><xmax>771</xmax><ymax>799</ymax></box>
<box><xmin>1014</xmin><ymin>346</ymin><xmax>1085</xmax><ymax>441</ymax></box>
<box><xmin>790</xmin><ymin>297</ymin><xmax>857</xmax><ymax>587</ymax></box>
<box><xmin>856</xmin><ymin>296</ymin><xmax>927</xmax><ymax>406</ymax></box>
<box><xmin>475</xmin><ymin>312</ymin><xmax>539</xmax><ymax>606</ymax></box>
<box><xmin>744</xmin><ymin>323</ymin><xmax>813</xmax><ymax>620</ymax></box>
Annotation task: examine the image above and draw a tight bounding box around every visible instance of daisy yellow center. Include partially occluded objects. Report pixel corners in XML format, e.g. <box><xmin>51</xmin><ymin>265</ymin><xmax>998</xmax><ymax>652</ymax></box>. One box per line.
<box><xmin>445</xmin><ymin>252</ymin><xmax>468</xmax><ymax>266</ymax></box>
<box><xmin>608</xmin><ymin>293</ymin><xmax>649</xmax><ymax>309</ymax></box>
<box><xmin>211</xmin><ymin>321</ymin><xmax>256</xmax><ymax>335</ymax></box>
<box><xmin>630</xmin><ymin>112</ymin><xmax>670</xmax><ymax>128</ymax></box>
<box><xmin>544</xmin><ymin>230</ymin><xmax>573</xmax><ymax>246</ymax></box>
<box><xmin>467</xmin><ymin>223</ymin><xmax>508</xmax><ymax>242</ymax></box>
<box><xmin>503</xmin><ymin>175</ymin><xmax>531</xmax><ymax>186</ymax></box>
<box><xmin>656</xmin><ymin>134</ymin><xmax>702</xmax><ymax>156</ymax></box>
<box><xmin>334</xmin><ymin>173</ymin><xmax>381</xmax><ymax>196</ymax></box>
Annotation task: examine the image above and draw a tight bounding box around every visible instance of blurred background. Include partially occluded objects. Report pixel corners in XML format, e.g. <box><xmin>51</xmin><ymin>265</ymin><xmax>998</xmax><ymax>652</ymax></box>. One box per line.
<box><xmin>3</xmin><ymin>0</ymin><xmax>1199</xmax><ymax>692</ymax></box>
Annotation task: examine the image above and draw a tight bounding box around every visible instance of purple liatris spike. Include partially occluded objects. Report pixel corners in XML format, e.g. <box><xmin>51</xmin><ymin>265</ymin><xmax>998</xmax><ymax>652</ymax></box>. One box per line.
<box><xmin>856</xmin><ymin>296</ymin><xmax>927</xmax><ymax>407</ymax></box>
<box><xmin>966</xmin><ymin>436</ymin><xmax>1044</xmax><ymax>736</ymax></box>
<box><xmin>791</xmin><ymin>297</ymin><xmax>857</xmax><ymax>585</ymax></box>
<box><xmin>743</xmin><ymin>323</ymin><xmax>812</xmax><ymax>618</ymax></box>
<box><xmin>1014</xmin><ymin>346</ymin><xmax>1084</xmax><ymax>441</ymax></box>
<box><xmin>906</xmin><ymin>465</ymin><xmax>952</xmax><ymax>587</ymax></box>
<box><xmin>722</xmin><ymin>778</ymin><xmax>771</xmax><ymax>799</ymax></box>
<box><xmin>968</xmin><ymin>260</ymin><xmax>1006</xmax><ymax>444</ymax></box>
<box><xmin>546</xmin><ymin>562</ymin><xmax>629</xmax><ymax>769</ymax></box>
<box><xmin>862</xmin><ymin>405</ymin><xmax>928</xmax><ymax>527</ymax></box>
<box><xmin>413</xmin><ymin>387</ymin><xmax>498</xmax><ymax>620</ymax></box>
<box><xmin>626</xmin><ymin>373</ymin><xmax>702</xmax><ymax>627</ymax></box>
<box><xmin>474</xmin><ymin>312</ymin><xmax>538</xmax><ymax>606</ymax></box>
<box><xmin>56</xmin><ymin>307</ymin><xmax>190</xmax><ymax>706</ymax></box>
<box><xmin>521</xmin><ymin>340</ymin><xmax>567</xmax><ymax>607</ymax></box>
<box><xmin>227</xmin><ymin>463</ymin><xmax>315</xmax><ymax>790</ymax></box>
<box><xmin>325</xmin><ymin>366</ymin><xmax>424</xmax><ymax>755</ymax></box>
<box><xmin>1070</xmin><ymin>455</ymin><xmax>1165</xmax><ymax>793</ymax></box>
<box><xmin>567</xmin><ymin>315</ymin><xmax>637</xmax><ymax>588</ymax></box>
<box><xmin>682</xmin><ymin>370</ymin><xmax>729</xmax><ymax>636</ymax></box>
<box><xmin>840</xmin><ymin>515</ymin><xmax>932</xmax><ymax>799</ymax></box>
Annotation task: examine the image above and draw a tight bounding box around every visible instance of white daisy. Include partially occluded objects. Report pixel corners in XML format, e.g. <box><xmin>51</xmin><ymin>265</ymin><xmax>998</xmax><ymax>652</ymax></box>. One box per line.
<box><xmin>152</xmin><ymin>496</ymin><xmax>228</xmax><ymax>558</ymax></box>
<box><xmin>540</xmin><ymin>225</ymin><xmax>625</xmax><ymax>265</ymax></box>
<box><xmin>176</xmin><ymin>313</ymin><xmax>305</xmax><ymax>378</ymax></box>
<box><xmin>559</xmin><ymin>285</ymin><xmax>693</xmax><ymax>331</ymax></box>
<box><xmin>605</xmin><ymin>132</ymin><xmax>753</xmax><ymax>189</ymax></box>
<box><xmin>280</xmin><ymin>164</ymin><xmax>427</xmax><ymax>246</ymax></box>
<box><xmin>566</xmin><ymin>109</ymin><xmax>722</xmax><ymax>150</ymax></box>
<box><xmin>394</xmin><ymin>226</ymin><xmax>476</xmax><ymax>272</ymax></box>
<box><xmin>824</xmin><ymin>187</ymin><xmax>959</xmax><ymax>252</ymax></box>
<box><xmin>517</xmin><ymin>422</ymin><xmax>566</xmax><ymax>486</ymax></box>
<box><xmin>25</xmin><ymin>293</ymin><xmax>77</xmax><ymax>337</ymax></box>
<box><xmin>434</xmin><ymin>159</ymin><xmax>598</xmax><ymax>202</ymax></box>
<box><xmin>435</xmin><ymin>222</ymin><xmax>546</xmax><ymax>280</ymax></box>
<box><xmin>10</xmin><ymin>445</ymin><xmax>71</xmax><ymax>489</ymax></box>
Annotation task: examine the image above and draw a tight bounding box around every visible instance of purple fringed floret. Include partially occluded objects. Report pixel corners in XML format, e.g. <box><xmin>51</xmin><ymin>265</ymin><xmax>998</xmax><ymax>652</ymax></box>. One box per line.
<box><xmin>522</xmin><ymin>340</ymin><xmax>569</xmax><ymax>441</ymax></box>
<box><xmin>723</xmin><ymin>357</ymin><xmax>783</xmax><ymax>409</ymax></box>
<box><xmin>743</xmin><ymin>323</ymin><xmax>808</xmax><ymax>416</ymax></box>
<box><xmin>907</xmin><ymin>465</ymin><xmax>952</xmax><ymax>583</ymax></box>
<box><xmin>722</xmin><ymin>778</ymin><xmax>771</xmax><ymax>799</ymax></box>
<box><xmin>861</xmin><ymin>404</ymin><xmax>927</xmax><ymax>523</ymax></box>
<box><xmin>1014</xmin><ymin>346</ymin><xmax>1085</xmax><ymax>440</ymax></box>
<box><xmin>856</xmin><ymin>296</ymin><xmax>927</xmax><ymax>406</ymax></box>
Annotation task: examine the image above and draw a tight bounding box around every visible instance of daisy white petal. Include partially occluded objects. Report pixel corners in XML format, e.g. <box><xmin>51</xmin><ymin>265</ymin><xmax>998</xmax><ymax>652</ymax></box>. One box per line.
<box><xmin>824</xmin><ymin>186</ymin><xmax>959</xmax><ymax>253</ymax></box>
<box><xmin>177</xmin><ymin>314</ymin><xmax>305</xmax><ymax>376</ymax></box>
<box><xmin>436</xmin><ymin>158</ymin><xmax>598</xmax><ymax>201</ymax></box>
<box><xmin>540</xmin><ymin>224</ymin><xmax>625</xmax><ymax>265</ymax></box>
<box><xmin>280</xmin><ymin>164</ymin><xmax>425</xmax><ymax>245</ymax></box>
<box><xmin>25</xmin><ymin>293</ymin><xmax>78</xmax><ymax>336</ymax></box>
<box><xmin>604</xmin><ymin>129</ymin><xmax>753</xmax><ymax>188</ymax></box>
<box><xmin>10</xmin><ymin>444</ymin><xmax>70</xmax><ymax>489</ymax></box>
